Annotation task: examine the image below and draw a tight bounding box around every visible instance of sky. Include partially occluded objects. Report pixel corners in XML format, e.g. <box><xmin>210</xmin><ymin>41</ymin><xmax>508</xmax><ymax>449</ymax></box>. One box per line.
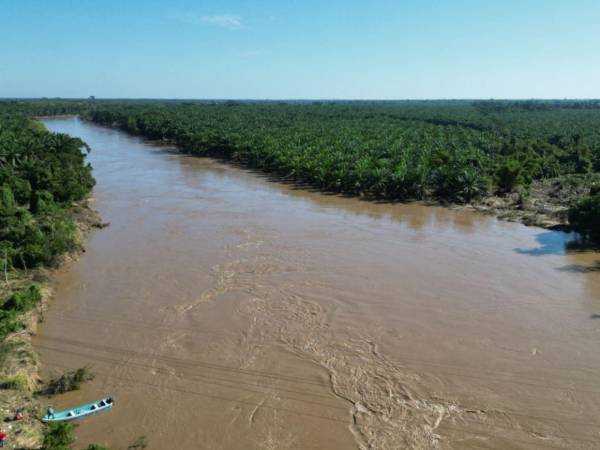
<box><xmin>1</xmin><ymin>0</ymin><xmax>599</xmax><ymax>99</ymax></box>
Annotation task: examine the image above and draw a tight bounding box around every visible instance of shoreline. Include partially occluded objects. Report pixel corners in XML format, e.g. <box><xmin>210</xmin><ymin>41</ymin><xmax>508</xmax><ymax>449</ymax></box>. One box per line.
<box><xmin>76</xmin><ymin>116</ymin><xmax>589</xmax><ymax>233</ymax></box>
<box><xmin>0</xmin><ymin>199</ymin><xmax>103</xmax><ymax>449</ymax></box>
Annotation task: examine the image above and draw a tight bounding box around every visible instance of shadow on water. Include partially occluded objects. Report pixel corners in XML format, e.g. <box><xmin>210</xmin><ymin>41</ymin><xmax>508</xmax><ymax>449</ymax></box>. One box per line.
<box><xmin>513</xmin><ymin>231</ymin><xmax>578</xmax><ymax>256</ymax></box>
<box><xmin>556</xmin><ymin>260</ymin><xmax>600</xmax><ymax>273</ymax></box>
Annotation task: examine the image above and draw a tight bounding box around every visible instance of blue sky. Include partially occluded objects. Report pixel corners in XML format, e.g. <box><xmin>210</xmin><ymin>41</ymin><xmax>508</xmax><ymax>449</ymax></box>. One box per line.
<box><xmin>1</xmin><ymin>0</ymin><xmax>599</xmax><ymax>99</ymax></box>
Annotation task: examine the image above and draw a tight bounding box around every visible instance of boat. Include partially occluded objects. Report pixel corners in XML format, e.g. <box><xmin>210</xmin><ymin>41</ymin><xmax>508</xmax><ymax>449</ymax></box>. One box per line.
<box><xmin>42</xmin><ymin>397</ymin><xmax>114</xmax><ymax>422</ymax></box>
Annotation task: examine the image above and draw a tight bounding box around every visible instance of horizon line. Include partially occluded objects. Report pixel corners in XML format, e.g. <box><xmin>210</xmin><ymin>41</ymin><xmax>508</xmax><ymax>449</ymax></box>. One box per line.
<box><xmin>2</xmin><ymin>97</ymin><xmax>600</xmax><ymax>102</ymax></box>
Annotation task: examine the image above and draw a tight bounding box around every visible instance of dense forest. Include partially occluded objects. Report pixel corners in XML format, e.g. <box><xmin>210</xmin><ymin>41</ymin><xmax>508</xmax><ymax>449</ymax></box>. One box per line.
<box><xmin>0</xmin><ymin>99</ymin><xmax>599</xmax><ymax>241</ymax></box>
<box><xmin>0</xmin><ymin>111</ymin><xmax>94</xmax><ymax>338</ymax></box>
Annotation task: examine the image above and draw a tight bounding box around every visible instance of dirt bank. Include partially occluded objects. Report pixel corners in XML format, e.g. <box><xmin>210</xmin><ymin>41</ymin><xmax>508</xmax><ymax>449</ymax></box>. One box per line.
<box><xmin>469</xmin><ymin>174</ymin><xmax>600</xmax><ymax>230</ymax></box>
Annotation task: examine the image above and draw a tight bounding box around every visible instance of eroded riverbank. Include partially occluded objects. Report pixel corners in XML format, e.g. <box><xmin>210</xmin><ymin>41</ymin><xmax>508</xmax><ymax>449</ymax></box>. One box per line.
<box><xmin>34</xmin><ymin>117</ymin><xmax>600</xmax><ymax>449</ymax></box>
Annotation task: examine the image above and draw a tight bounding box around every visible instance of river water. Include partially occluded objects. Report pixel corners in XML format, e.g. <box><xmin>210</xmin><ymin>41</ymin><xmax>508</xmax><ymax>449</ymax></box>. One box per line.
<box><xmin>34</xmin><ymin>117</ymin><xmax>600</xmax><ymax>449</ymax></box>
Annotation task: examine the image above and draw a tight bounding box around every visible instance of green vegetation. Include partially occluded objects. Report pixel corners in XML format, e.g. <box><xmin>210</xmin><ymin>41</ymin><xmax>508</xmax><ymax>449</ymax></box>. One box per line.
<box><xmin>0</xmin><ymin>285</ymin><xmax>41</xmax><ymax>340</ymax></box>
<box><xmin>0</xmin><ymin>114</ymin><xmax>95</xmax><ymax>271</ymax></box>
<box><xmin>43</xmin><ymin>366</ymin><xmax>95</xmax><ymax>395</ymax></box>
<box><xmin>0</xmin><ymin>371</ymin><xmax>33</xmax><ymax>391</ymax></box>
<box><xmin>42</xmin><ymin>422</ymin><xmax>75</xmax><ymax>450</ymax></box>
<box><xmin>83</xmin><ymin>100</ymin><xmax>599</xmax><ymax>203</ymax></box>
<box><xmin>43</xmin><ymin>422</ymin><xmax>112</xmax><ymax>450</ymax></box>
<box><xmin>569</xmin><ymin>184</ymin><xmax>600</xmax><ymax>242</ymax></box>
<box><xmin>1</xmin><ymin>99</ymin><xmax>599</xmax><ymax>241</ymax></box>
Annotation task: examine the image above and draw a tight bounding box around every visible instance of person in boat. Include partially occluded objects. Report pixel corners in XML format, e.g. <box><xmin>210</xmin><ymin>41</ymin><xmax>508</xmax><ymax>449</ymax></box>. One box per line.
<box><xmin>47</xmin><ymin>407</ymin><xmax>55</xmax><ymax>419</ymax></box>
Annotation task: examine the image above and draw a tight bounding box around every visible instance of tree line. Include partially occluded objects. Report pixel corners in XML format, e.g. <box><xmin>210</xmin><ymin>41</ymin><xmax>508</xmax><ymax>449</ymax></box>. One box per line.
<box><xmin>1</xmin><ymin>99</ymin><xmax>598</xmax><ymax>241</ymax></box>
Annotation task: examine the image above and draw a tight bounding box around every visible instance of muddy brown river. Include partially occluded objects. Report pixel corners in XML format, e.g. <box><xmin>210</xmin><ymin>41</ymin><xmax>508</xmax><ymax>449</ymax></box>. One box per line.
<box><xmin>34</xmin><ymin>117</ymin><xmax>600</xmax><ymax>450</ymax></box>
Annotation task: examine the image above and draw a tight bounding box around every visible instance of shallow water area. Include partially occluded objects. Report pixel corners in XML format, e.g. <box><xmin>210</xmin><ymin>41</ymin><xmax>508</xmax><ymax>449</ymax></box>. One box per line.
<box><xmin>34</xmin><ymin>117</ymin><xmax>600</xmax><ymax>449</ymax></box>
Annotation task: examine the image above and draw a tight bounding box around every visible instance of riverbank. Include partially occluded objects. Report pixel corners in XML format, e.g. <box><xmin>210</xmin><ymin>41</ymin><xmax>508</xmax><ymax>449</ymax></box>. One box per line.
<box><xmin>471</xmin><ymin>174</ymin><xmax>600</xmax><ymax>229</ymax></box>
<box><xmin>81</xmin><ymin>115</ymin><xmax>599</xmax><ymax>234</ymax></box>
<box><xmin>0</xmin><ymin>200</ymin><xmax>103</xmax><ymax>449</ymax></box>
<box><xmin>43</xmin><ymin>115</ymin><xmax>597</xmax><ymax>234</ymax></box>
